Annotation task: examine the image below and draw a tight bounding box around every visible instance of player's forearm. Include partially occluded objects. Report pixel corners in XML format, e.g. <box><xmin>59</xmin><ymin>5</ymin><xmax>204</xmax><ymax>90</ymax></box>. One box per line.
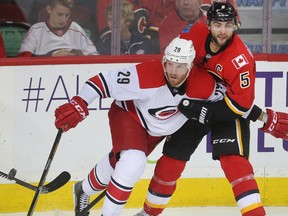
<box><xmin>246</xmin><ymin>104</ymin><xmax>267</xmax><ymax>123</ymax></box>
<box><xmin>211</xmin><ymin>101</ymin><xmax>268</xmax><ymax>124</ymax></box>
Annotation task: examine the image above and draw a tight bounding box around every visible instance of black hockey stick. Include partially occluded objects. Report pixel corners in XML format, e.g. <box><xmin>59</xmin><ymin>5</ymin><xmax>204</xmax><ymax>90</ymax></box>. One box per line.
<box><xmin>27</xmin><ymin>129</ymin><xmax>64</xmax><ymax>216</ymax></box>
<box><xmin>0</xmin><ymin>168</ymin><xmax>70</xmax><ymax>194</ymax></box>
<box><xmin>76</xmin><ymin>189</ymin><xmax>106</xmax><ymax>216</ymax></box>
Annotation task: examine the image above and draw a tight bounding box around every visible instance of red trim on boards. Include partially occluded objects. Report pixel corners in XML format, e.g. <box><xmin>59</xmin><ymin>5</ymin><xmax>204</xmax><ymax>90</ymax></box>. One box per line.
<box><xmin>0</xmin><ymin>54</ymin><xmax>287</xmax><ymax>66</ymax></box>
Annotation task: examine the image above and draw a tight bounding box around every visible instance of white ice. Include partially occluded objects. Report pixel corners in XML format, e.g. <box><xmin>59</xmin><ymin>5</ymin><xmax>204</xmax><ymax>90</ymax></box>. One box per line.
<box><xmin>1</xmin><ymin>207</ymin><xmax>287</xmax><ymax>216</ymax></box>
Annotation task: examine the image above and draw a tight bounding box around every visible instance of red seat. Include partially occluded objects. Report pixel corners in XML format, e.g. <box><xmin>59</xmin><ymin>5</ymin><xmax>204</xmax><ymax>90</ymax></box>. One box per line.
<box><xmin>0</xmin><ymin>3</ymin><xmax>27</xmax><ymax>23</ymax></box>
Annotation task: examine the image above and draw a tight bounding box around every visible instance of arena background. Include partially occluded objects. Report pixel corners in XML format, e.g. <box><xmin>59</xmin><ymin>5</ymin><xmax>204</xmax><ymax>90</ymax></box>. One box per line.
<box><xmin>0</xmin><ymin>54</ymin><xmax>287</xmax><ymax>213</ymax></box>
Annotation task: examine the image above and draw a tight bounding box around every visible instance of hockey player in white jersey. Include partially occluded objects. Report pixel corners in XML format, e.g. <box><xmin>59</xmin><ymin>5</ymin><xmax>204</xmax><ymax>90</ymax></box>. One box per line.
<box><xmin>54</xmin><ymin>37</ymin><xmax>226</xmax><ymax>216</ymax></box>
<box><xmin>18</xmin><ymin>0</ymin><xmax>98</xmax><ymax>57</ymax></box>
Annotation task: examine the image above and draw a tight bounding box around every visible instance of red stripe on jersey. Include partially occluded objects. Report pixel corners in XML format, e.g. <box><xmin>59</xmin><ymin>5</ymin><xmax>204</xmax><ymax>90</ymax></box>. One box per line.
<box><xmin>89</xmin><ymin>75</ymin><xmax>107</xmax><ymax>98</ymax></box>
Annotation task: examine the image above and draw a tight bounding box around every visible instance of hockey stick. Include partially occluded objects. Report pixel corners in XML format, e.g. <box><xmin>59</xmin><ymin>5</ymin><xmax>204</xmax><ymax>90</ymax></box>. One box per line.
<box><xmin>0</xmin><ymin>168</ymin><xmax>70</xmax><ymax>194</ymax></box>
<box><xmin>76</xmin><ymin>189</ymin><xmax>106</xmax><ymax>216</ymax></box>
<box><xmin>27</xmin><ymin>129</ymin><xmax>64</xmax><ymax>216</ymax></box>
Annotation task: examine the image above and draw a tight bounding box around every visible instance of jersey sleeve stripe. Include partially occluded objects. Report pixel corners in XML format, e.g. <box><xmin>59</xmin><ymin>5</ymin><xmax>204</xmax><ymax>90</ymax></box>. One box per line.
<box><xmin>224</xmin><ymin>96</ymin><xmax>246</xmax><ymax>116</ymax></box>
<box><xmin>99</xmin><ymin>73</ymin><xmax>111</xmax><ymax>97</ymax></box>
<box><xmin>87</xmin><ymin>73</ymin><xmax>111</xmax><ymax>98</ymax></box>
<box><xmin>86</xmin><ymin>80</ymin><xmax>104</xmax><ymax>98</ymax></box>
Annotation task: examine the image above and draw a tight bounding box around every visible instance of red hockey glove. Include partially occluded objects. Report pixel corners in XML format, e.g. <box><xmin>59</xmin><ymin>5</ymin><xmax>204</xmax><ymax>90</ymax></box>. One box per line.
<box><xmin>261</xmin><ymin>109</ymin><xmax>288</xmax><ymax>140</ymax></box>
<box><xmin>54</xmin><ymin>96</ymin><xmax>89</xmax><ymax>132</ymax></box>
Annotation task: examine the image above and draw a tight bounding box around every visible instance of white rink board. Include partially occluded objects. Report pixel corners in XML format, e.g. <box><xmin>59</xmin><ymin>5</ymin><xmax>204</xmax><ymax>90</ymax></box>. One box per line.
<box><xmin>0</xmin><ymin>61</ymin><xmax>288</xmax><ymax>183</ymax></box>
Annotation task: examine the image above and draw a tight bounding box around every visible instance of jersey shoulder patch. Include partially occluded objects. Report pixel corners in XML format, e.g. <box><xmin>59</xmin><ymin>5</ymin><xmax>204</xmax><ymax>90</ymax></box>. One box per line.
<box><xmin>136</xmin><ymin>61</ymin><xmax>166</xmax><ymax>89</ymax></box>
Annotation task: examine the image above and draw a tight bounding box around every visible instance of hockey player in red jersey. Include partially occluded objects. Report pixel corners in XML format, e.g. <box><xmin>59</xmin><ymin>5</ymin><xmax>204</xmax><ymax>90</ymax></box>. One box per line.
<box><xmin>135</xmin><ymin>2</ymin><xmax>288</xmax><ymax>216</ymax></box>
<box><xmin>54</xmin><ymin>37</ymin><xmax>226</xmax><ymax>216</ymax></box>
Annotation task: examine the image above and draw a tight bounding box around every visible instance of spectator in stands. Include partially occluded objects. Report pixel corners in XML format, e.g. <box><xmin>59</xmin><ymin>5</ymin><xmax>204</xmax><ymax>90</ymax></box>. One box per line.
<box><xmin>96</xmin><ymin>0</ymin><xmax>176</xmax><ymax>52</ymax></box>
<box><xmin>18</xmin><ymin>0</ymin><xmax>99</xmax><ymax>57</ymax></box>
<box><xmin>158</xmin><ymin>0</ymin><xmax>206</xmax><ymax>54</ymax></box>
<box><xmin>0</xmin><ymin>33</ymin><xmax>7</xmax><ymax>58</ymax></box>
<box><xmin>96</xmin><ymin>0</ymin><xmax>176</xmax><ymax>39</ymax></box>
<box><xmin>158</xmin><ymin>0</ymin><xmax>240</xmax><ymax>54</ymax></box>
<box><xmin>96</xmin><ymin>0</ymin><xmax>155</xmax><ymax>55</ymax></box>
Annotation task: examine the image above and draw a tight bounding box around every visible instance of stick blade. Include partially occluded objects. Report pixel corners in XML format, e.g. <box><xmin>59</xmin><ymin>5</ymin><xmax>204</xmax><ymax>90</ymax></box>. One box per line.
<box><xmin>42</xmin><ymin>171</ymin><xmax>71</xmax><ymax>193</ymax></box>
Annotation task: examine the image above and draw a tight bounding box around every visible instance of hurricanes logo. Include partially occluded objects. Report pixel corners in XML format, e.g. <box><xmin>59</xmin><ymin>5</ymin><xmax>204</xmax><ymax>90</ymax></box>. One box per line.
<box><xmin>148</xmin><ymin>106</ymin><xmax>179</xmax><ymax>120</ymax></box>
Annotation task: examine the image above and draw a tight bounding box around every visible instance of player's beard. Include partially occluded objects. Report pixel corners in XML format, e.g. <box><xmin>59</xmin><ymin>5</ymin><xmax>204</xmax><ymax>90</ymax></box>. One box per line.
<box><xmin>211</xmin><ymin>34</ymin><xmax>232</xmax><ymax>48</ymax></box>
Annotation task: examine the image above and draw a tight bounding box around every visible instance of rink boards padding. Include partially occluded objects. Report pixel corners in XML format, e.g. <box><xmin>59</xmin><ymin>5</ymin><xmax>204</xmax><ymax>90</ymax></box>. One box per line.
<box><xmin>0</xmin><ymin>55</ymin><xmax>288</xmax><ymax>212</ymax></box>
<box><xmin>0</xmin><ymin>178</ymin><xmax>287</xmax><ymax>212</ymax></box>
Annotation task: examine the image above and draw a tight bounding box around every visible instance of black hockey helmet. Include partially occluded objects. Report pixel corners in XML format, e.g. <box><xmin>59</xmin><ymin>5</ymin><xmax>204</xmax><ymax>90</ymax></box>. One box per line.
<box><xmin>207</xmin><ymin>2</ymin><xmax>238</xmax><ymax>26</ymax></box>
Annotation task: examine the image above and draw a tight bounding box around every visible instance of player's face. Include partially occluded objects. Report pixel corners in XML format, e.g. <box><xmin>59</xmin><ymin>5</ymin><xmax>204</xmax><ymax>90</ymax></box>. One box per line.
<box><xmin>165</xmin><ymin>60</ymin><xmax>189</xmax><ymax>87</ymax></box>
<box><xmin>47</xmin><ymin>4</ymin><xmax>72</xmax><ymax>29</ymax></box>
<box><xmin>209</xmin><ymin>20</ymin><xmax>235</xmax><ymax>49</ymax></box>
<box><xmin>176</xmin><ymin>0</ymin><xmax>201</xmax><ymax>21</ymax></box>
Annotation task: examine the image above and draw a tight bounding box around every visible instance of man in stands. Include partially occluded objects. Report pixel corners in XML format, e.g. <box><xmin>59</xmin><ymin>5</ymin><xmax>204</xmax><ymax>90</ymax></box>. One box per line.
<box><xmin>158</xmin><ymin>0</ymin><xmax>206</xmax><ymax>53</ymax></box>
<box><xmin>158</xmin><ymin>0</ymin><xmax>240</xmax><ymax>53</ymax></box>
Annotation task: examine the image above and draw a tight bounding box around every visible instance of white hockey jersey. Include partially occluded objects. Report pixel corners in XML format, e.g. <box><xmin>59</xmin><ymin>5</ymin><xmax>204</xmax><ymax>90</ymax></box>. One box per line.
<box><xmin>79</xmin><ymin>61</ymin><xmax>226</xmax><ymax>136</ymax></box>
<box><xmin>19</xmin><ymin>20</ymin><xmax>99</xmax><ymax>56</ymax></box>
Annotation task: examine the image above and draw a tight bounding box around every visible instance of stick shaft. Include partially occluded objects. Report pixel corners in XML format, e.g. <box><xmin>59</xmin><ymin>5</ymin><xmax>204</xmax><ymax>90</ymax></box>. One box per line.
<box><xmin>0</xmin><ymin>170</ymin><xmax>38</xmax><ymax>191</ymax></box>
<box><xmin>27</xmin><ymin>129</ymin><xmax>63</xmax><ymax>216</ymax></box>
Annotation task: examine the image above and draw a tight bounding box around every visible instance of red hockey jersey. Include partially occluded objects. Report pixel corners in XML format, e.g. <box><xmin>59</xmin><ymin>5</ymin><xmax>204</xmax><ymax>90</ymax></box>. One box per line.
<box><xmin>180</xmin><ymin>23</ymin><xmax>255</xmax><ymax>117</ymax></box>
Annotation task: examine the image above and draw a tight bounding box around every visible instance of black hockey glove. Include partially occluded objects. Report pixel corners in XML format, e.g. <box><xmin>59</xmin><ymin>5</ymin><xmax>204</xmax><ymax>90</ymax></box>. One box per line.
<box><xmin>179</xmin><ymin>99</ymin><xmax>212</xmax><ymax>124</ymax></box>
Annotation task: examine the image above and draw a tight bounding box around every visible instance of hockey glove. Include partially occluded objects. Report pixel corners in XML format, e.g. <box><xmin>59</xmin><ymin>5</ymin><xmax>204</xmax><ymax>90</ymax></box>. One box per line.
<box><xmin>178</xmin><ymin>99</ymin><xmax>211</xmax><ymax>124</ymax></box>
<box><xmin>261</xmin><ymin>109</ymin><xmax>288</xmax><ymax>140</ymax></box>
<box><xmin>54</xmin><ymin>96</ymin><xmax>89</xmax><ymax>132</ymax></box>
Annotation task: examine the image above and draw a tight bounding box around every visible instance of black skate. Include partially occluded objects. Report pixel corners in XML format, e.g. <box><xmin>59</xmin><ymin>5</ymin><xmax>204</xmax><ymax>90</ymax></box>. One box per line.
<box><xmin>73</xmin><ymin>181</ymin><xmax>90</xmax><ymax>216</ymax></box>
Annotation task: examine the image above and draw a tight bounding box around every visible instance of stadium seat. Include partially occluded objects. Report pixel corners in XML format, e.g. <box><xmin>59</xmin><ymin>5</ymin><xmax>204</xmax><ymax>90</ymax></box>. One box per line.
<box><xmin>0</xmin><ymin>21</ymin><xmax>30</xmax><ymax>57</ymax></box>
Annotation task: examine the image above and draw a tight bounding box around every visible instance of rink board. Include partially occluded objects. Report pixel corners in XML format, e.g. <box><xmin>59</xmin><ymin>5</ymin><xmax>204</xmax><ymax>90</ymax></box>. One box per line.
<box><xmin>0</xmin><ymin>56</ymin><xmax>288</xmax><ymax>212</ymax></box>
<box><xmin>1</xmin><ymin>178</ymin><xmax>288</xmax><ymax>212</ymax></box>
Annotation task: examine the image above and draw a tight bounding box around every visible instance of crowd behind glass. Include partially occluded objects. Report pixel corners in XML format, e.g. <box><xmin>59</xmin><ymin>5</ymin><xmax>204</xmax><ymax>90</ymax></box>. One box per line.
<box><xmin>0</xmin><ymin>0</ymin><xmax>287</xmax><ymax>57</ymax></box>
